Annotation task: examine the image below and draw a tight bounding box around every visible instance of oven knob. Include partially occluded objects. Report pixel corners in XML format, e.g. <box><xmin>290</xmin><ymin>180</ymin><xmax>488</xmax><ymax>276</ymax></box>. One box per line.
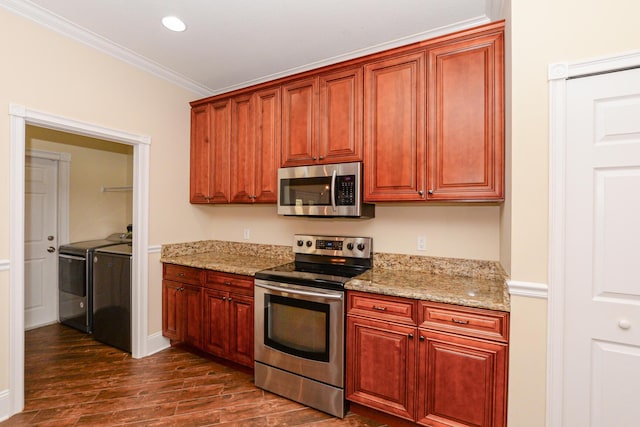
<box><xmin>357</xmin><ymin>243</ymin><xmax>366</xmax><ymax>251</ymax></box>
<box><xmin>297</xmin><ymin>240</ymin><xmax>304</xmax><ymax>247</ymax></box>
<box><xmin>347</xmin><ymin>242</ymin><xmax>354</xmax><ymax>250</ymax></box>
<box><xmin>306</xmin><ymin>240</ymin><xmax>313</xmax><ymax>247</ymax></box>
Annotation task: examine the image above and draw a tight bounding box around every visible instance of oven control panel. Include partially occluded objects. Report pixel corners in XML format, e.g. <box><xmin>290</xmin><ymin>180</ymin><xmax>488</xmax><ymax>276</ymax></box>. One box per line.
<box><xmin>293</xmin><ymin>234</ymin><xmax>372</xmax><ymax>258</ymax></box>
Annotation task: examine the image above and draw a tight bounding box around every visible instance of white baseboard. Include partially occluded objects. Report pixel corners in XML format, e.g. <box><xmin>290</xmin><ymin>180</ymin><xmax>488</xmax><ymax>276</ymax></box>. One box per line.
<box><xmin>508</xmin><ymin>280</ymin><xmax>549</xmax><ymax>299</ymax></box>
<box><xmin>146</xmin><ymin>331</ymin><xmax>170</xmax><ymax>356</ymax></box>
<box><xmin>0</xmin><ymin>389</ymin><xmax>9</xmax><ymax>422</ymax></box>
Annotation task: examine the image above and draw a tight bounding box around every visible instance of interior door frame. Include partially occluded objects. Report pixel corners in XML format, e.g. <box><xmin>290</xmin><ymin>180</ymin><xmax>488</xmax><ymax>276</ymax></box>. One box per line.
<box><xmin>547</xmin><ymin>50</ymin><xmax>640</xmax><ymax>426</ymax></box>
<box><xmin>8</xmin><ymin>104</ymin><xmax>151</xmax><ymax>416</ymax></box>
<box><xmin>24</xmin><ymin>148</ymin><xmax>71</xmax><ymax>329</ymax></box>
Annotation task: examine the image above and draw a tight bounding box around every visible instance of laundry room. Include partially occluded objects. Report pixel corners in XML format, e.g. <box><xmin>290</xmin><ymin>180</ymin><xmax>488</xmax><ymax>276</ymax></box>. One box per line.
<box><xmin>24</xmin><ymin>124</ymin><xmax>133</xmax><ymax>349</ymax></box>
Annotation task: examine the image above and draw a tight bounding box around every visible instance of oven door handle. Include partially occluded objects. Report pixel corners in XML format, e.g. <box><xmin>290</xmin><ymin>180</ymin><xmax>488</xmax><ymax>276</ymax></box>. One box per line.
<box><xmin>256</xmin><ymin>282</ymin><xmax>343</xmax><ymax>300</ymax></box>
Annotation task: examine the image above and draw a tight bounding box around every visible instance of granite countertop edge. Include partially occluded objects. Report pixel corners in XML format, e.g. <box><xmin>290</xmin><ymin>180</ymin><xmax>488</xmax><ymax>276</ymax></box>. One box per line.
<box><xmin>160</xmin><ymin>241</ymin><xmax>510</xmax><ymax>312</ymax></box>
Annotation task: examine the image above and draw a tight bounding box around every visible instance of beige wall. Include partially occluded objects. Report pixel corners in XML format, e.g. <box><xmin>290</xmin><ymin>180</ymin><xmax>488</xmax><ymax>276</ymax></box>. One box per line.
<box><xmin>0</xmin><ymin>8</ymin><xmax>201</xmax><ymax>391</ymax></box>
<box><xmin>506</xmin><ymin>0</ymin><xmax>640</xmax><ymax>426</ymax></box>
<box><xmin>27</xmin><ymin>126</ymin><xmax>134</xmax><ymax>242</ymax></box>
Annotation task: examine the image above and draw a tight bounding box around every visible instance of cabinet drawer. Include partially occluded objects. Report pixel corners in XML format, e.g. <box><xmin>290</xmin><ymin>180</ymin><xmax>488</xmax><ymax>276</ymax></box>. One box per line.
<box><xmin>163</xmin><ymin>264</ymin><xmax>202</xmax><ymax>286</ymax></box>
<box><xmin>419</xmin><ymin>301</ymin><xmax>509</xmax><ymax>342</ymax></box>
<box><xmin>347</xmin><ymin>291</ymin><xmax>417</xmax><ymax>325</ymax></box>
<box><xmin>205</xmin><ymin>271</ymin><xmax>253</xmax><ymax>295</ymax></box>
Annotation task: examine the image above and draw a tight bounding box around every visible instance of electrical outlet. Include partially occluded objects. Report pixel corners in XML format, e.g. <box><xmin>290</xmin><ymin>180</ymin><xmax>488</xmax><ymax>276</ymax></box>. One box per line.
<box><xmin>243</xmin><ymin>229</ymin><xmax>250</xmax><ymax>240</ymax></box>
<box><xmin>417</xmin><ymin>235</ymin><xmax>427</xmax><ymax>251</ymax></box>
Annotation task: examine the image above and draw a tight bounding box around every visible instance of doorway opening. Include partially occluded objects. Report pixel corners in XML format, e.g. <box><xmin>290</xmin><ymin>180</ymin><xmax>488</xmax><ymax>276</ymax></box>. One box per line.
<box><xmin>9</xmin><ymin>104</ymin><xmax>151</xmax><ymax>417</ymax></box>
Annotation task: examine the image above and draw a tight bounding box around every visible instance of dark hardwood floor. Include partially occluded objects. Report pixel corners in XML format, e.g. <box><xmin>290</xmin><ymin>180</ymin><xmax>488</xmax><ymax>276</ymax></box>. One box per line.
<box><xmin>2</xmin><ymin>324</ymin><xmax>385</xmax><ymax>426</ymax></box>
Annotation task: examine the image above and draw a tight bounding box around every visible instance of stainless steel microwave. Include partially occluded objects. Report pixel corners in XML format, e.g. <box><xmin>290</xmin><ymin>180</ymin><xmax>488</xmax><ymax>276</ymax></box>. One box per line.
<box><xmin>277</xmin><ymin>162</ymin><xmax>374</xmax><ymax>218</ymax></box>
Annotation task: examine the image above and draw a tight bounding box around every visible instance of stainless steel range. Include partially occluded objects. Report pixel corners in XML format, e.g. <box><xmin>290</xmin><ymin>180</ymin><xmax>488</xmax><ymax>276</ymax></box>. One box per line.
<box><xmin>254</xmin><ymin>234</ymin><xmax>373</xmax><ymax>418</ymax></box>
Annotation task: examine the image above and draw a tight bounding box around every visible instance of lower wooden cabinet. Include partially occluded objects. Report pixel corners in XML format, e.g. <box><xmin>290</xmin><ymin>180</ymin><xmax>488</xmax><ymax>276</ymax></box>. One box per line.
<box><xmin>416</xmin><ymin>331</ymin><xmax>507</xmax><ymax>427</ymax></box>
<box><xmin>347</xmin><ymin>315</ymin><xmax>417</xmax><ymax>421</ymax></box>
<box><xmin>162</xmin><ymin>264</ymin><xmax>204</xmax><ymax>349</ymax></box>
<box><xmin>346</xmin><ymin>291</ymin><xmax>509</xmax><ymax>427</ymax></box>
<box><xmin>203</xmin><ymin>287</ymin><xmax>254</xmax><ymax>368</ymax></box>
<box><xmin>162</xmin><ymin>264</ymin><xmax>254</xmax><ymax>369</ymax></box>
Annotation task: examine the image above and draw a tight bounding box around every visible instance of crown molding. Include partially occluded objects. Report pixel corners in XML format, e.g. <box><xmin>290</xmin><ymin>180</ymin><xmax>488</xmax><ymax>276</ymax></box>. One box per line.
<box><xmin>0</xmin><ymin>0</ymin><xmax>213</xmax><ymax>97</ymax></box>
<box><xmin>208</xmin><ymin>16</ymin><xmax>491</xmax><ymax>96</ymax></box>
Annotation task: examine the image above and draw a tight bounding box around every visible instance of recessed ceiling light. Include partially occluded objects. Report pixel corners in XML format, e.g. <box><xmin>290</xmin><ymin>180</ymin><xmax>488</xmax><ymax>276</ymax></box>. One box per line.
<box><xmin>162</xmin><ymin>16</ymin><xmax>186</xmax><ymax>32</ymax></box>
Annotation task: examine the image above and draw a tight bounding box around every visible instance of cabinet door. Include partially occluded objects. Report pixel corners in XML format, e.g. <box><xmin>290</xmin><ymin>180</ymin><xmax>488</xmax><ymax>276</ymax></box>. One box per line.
<box><xmin>182</xmin><ymin>284</ymin><xmax>203</xmax><ymax>349</ymax></box>
<box><xmin>230</xmin><ymin>94</ymin><xmax>255</xmax><ymax>203</ymax></box>
<box><xmin>364</xmin><ymin>52</ymin><xmax>426</xmax><ymax>201</ymax></box>
<box><xmin>417</xmin><ymin>331</ymin><xmax>507</xmax><ymax>427</ymax></box>
<box><xmin>228</xmin><ymin>293</ymin><xmax>254</xmax><ymax>368</ymax></box>
<box><xmin>209</xmin><ymin>99</ymin><xmax>231</xmax><ymax>203</ymax></box>
<box><xmin>203</xmin><ymin>289</ymin><xmax>228</xmax><ymax>357</ymax></box>
<box><xmin>426</xmin><ymin>30</ymin><xmax>504</xmax><ymax>201</ymax></box>
<box><xmin>282</xmin><ymin>77</ymin><xmax>318</xmax><ymax>166</ymax></box>
<box><xmin>253</xmin><ymin>87</ymin><xmax>281</xmax><ymax>203</ymax></box>
<box><xmin>346</xmin><ymin>316</ymin><xmax>416</xmax><ymax>421</ymax></box>
<box><xmin>318</xmin><ymin>67</ymin><xmax>363</xmax><ymax>163</ymax></box>
<box><xmin>190</xmin><ymin>104</ymin><xmax>212</xmax><ymax>203</ymax></box>
<box><xmin>162</xmin><ymin>280</ymin><xmax>182</xmax><ymax>341</ymax></box>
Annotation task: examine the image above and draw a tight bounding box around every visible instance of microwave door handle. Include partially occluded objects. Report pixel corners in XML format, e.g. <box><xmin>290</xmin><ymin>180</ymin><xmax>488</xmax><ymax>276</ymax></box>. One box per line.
<box><xmin>331</xmin><ymin>170</ymin><xmax>337</xmax><ymax>213</ymax></box>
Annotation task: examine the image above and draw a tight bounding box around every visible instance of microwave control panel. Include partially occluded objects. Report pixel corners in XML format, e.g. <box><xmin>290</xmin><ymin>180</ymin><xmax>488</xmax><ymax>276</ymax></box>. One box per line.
<box><xmin>335</xmin><ymin>175</ymin><xmax>356</xmax><ymax>205</ymax></box>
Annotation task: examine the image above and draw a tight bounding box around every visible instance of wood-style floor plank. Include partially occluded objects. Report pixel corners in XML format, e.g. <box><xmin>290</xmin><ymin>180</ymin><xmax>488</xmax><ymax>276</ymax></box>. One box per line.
<box><xmin>1</xmin><ymin>324</ymin><xmax>387</xmax><ymax>426</ymax></box>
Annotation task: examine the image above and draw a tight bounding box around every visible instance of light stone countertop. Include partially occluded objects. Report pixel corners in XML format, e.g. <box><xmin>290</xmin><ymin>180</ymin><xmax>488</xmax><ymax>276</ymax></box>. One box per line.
<box><xmin>160</xmin><ymin>240</ymin><xmax>510</xmax><ymax>312</ymax></box>
<box><xmin>346</xmin><ymin>269</ymin><xmax>510</xmax><ymax>312</ymax></box>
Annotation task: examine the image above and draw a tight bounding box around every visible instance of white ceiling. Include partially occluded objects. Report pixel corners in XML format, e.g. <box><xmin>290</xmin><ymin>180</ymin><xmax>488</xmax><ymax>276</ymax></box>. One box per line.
<box><xmin>2</xmin><ymin>0</ymin><xmax>504</xmax><ymax>97</ymax></box>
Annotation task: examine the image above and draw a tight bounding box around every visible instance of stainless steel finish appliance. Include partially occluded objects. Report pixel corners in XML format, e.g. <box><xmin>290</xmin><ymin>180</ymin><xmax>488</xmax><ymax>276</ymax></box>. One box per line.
<box><xmin>93</xmin><ymin>243</ymin><xmax>132</xmax><ymax>352</ymax></box>
<box><xmin>254</xmin><ymin>234</ymin><xmax>373</xmax><ymax>418</ymax></box>
<box><xmin>58</xmin><ymin>232</ymin><xmax>131</xmax><ymax>333</ymax></box>
<box><xmin>277</xmin><ymin>161</ymin><xmax>374</xmax><ymax>218</ymax></box>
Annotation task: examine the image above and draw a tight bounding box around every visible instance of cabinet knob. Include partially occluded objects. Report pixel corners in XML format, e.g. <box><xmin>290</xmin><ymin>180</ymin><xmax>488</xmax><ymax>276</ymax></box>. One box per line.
<box><xmin>319</xmin><ymin>156</ymin><xmax>324</xmax><ymax>160</ymax></box>
<box><xmin>619</xmin><ymin>319</ymin><xmax>632</xmax><ymax>330</ymax></box>
<box><xmin>228</xmin><ymin>297</ymin><xmax>233</xmax><ymax>302</ymax></box>
<box><xmin>312</xmin><ymin>156</ymin><xmax>317</xmax><ymax>160</ymax></box>
<box><xmin>428</xmin><ymin>189</ymin><xmax>434</xmax><ymax>195</ymax></box>
<box><xmin>418</xmin><ymin>190</ymin><xmax>424</xmax><ymax>196</ymax></box>
<box><xmin>408</xmin><ymin>333</ymin><xmax>414</xmax><ymax>339</ymax></box>
<box><xmin>222</xmin><ymin>296</ymin><xmax>227</xmax><ymax>301</ymax></box>
<box><xmin>420</xmin><ymin>335</ymin><xmax>425</xmax><ymax>341</ymax></box>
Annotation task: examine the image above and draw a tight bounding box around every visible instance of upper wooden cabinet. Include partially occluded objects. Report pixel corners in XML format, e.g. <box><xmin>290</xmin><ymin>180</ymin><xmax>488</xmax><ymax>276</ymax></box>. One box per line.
<box><xmin>230</xmin><ymin>88</ymin><xmax>281</xmax><ymax>203</ymax></box>
<box><xmin>281</xmin><ymin>67</ymin><xmax>363</xmax><ymax>167</ymax></box>
<box><xmin>363</xmin><ymin>52</ymin><xmax>426</xmax><ymax>202</ymax></box>
<box><xmin>426</xmin><ymin>29</ymin><xmax>504</xmax><ymax>201</ymax></box>
<box><xmin>190</xmin><ymin>21</ymin><xmax>505</xmax><ymax>204</ymax></box>
<box><xmin>190</xmin><ymin>100</ymin><xmax>231</xmax><ymax>203</ymax></box>
<box><xmin>282</xmin><ymin>77</ymin><xmax>318</xmax><ymax>166</ymax></box>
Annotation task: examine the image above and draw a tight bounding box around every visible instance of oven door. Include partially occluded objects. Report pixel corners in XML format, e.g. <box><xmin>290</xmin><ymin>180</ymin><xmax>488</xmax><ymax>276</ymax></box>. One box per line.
<box><xmin>254</xmin><ymin>279</ymin><xmax>345</xmax><ymax>387</ymax></box>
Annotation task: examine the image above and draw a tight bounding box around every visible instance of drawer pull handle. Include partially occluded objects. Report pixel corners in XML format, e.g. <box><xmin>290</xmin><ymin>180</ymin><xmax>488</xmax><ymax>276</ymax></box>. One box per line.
<box><xmin>372</xmin><ymin>305</ymin><xmax>387</xmax><ymax>311</ymax></box>
<box><xmin>452</xmin><ymin>318</ymin><xmax>469</xmax><ymax>325</ymax></box>
<box><xmin>224</xmin><ymin>281</ymin><xmax>232</xmax><ymax>285</ymax></box>
<box><xmin>177</xmin><ymin>273</ymin><xmax>185</xmax><ymax>277</ymax></box>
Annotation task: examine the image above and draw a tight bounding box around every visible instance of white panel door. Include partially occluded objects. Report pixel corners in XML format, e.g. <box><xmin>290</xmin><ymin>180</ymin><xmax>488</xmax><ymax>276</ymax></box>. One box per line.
<box><xmin>564</xmin><ymin>67</ymin><xmax>640</xmax><ymax>426</ymax></box>
<box><xmin>25</xmin><ymin>156</ymin><xmax>58</xmax><ymax>329</ymax></box>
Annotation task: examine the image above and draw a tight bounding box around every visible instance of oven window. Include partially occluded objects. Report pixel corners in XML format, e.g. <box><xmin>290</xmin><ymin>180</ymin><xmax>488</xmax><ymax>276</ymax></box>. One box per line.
<box><xmin>280</xmin><ymin>177</ymin><xmax>332</xmax><ymax>207</ymax></box>
<box><xmin>264</xmin><ymin>294</ymin><xmax>330</xmax><ymax>362</ymax></box>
